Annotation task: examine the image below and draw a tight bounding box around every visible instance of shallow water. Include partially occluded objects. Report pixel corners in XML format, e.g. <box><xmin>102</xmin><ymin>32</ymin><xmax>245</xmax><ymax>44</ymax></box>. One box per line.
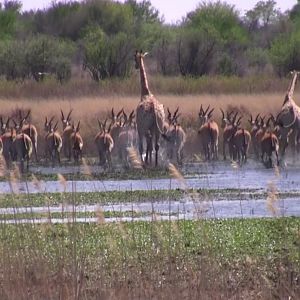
<box><xmin>0</xmin><ymin>167</ymin><xmax>298</xmax><ymax>194</ymax></box>
<box><xmin>1</xmin><ymin>197</ymin><xmax>299</xmax><ymax>224</ymax></box>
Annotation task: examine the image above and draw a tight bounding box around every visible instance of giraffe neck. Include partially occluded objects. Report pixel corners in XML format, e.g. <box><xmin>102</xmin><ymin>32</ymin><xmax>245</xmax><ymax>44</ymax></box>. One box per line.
<box><xmin>284</xmin><ymin>72</ymin><xmax>298</xmax><ymax>105</ymax></box>
<box><xmin>139</xmin><ymin>56</ymin><xmax>151</xmax><ymax>98</ymax></box>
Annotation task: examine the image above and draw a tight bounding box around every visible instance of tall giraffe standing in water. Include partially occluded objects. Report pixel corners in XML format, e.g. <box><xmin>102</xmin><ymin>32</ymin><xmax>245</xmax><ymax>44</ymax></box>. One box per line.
<box><xmin>277</xmin><ymin>70</ymin><xmax>300</xmax><ymax>159</ymax></box>
<box><xmin>134</xmin><ymin>50</ymin><xmax>165</xmax><ymax>166</ymax></box>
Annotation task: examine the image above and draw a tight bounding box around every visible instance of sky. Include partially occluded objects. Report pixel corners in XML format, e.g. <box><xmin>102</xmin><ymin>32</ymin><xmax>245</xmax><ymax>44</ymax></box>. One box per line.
<box><xmin>18</xmin><ymin>0</ymin><xmax>297</xmax><ymax>24</ymax></box>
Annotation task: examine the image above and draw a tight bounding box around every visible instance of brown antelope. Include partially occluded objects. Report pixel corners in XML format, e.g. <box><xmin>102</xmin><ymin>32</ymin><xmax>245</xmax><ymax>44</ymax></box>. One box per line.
<box><xmin>254</xmin><ymin>116</ymin><xmax>268</xmax><ymax>157</ymax></box>
<box><xmin>198</xmin><ymin>105</ymin><xmax>219</xmax><ymax>161</ymax></box>
<box><xmin>18</xmin><ymin>109</ymin><xmax>38</xmax><ymax>162</ymax></box>
<box><xmin>260</xmin><ymin>131</ymin><xmax>280</xmax><ymax>168</ymax></box>
<box><xmin>248</xmin><ymin>113</ymin><xmax>261</xmax><ymax>159</ymax></box>
<box><xmin>110</xmin><ymin>108</ymin><xmax>124</xmax><ymax>155</ymax></box>
<box><xmin>12</xmin><ymin>119</ymin><xmax>33</xmax><ymax>172</ymax></box>
<box><xmin>61</xmin><ymin>109</ymin><xmax>73</xmax><ymax>160</ymax></box>
<box><xmin>70</xmin><ymin>121</ymin><xmax>83</xmax><ymax>163</ymax></box>
<box><xmin>118</xmin><ymin>110</ymin><xmax>137</xmax><ymax>166</ymax></box>
<box><xmin>163</xmin><ymin>107</ymin><xmax>186</xmax><ymax>165</ymax></box>
<box><xmin>220</xmin><ymin>109</ymin><xmax>237</xmax><ymax>160</ymax></box>
<box><xmin>135</xmin><ymin>50</ymin><xmax>166</xmax><ymax>166</ymax></box>
<box><xmin>229</xmin><ymin>116</ymin><xmax>251</xmax><ymax>164</ymax></box>
<box><xmin>95</xmin><ymin>119</ymin><xmax>114</xmax><ymax>168</ymax></box>
<box><xmin>0</xmin><ymin>117</ymin><xmax>14</xmax><ymax>167</ymax></box>
<box><xmin>44</xmin><ymin>118</ymin><xmax>62</xmax><ymax>166</ymax></box>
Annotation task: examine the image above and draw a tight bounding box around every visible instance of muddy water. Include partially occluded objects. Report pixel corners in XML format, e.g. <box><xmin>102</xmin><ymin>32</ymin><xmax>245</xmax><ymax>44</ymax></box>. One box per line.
<box><xmin>0</xmin><ymin>167</ymin><xmax>298</xmax><ymax>194</ymax></box>
<box><xmin>1</xmin><ymin>197</ymin><xmax>299</xmax><ymax>224</ymax></box>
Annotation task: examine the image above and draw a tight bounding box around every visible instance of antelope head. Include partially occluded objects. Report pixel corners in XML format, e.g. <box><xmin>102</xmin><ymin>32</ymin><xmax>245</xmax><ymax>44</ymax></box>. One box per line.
<box><xmin>98</xmin><ymin>119</ymin><xmax>111</xmax><ymax>134</ymax></box>
<box><xmin>199</xmin><ymin>105</ymin><xmax>214</xmax><ymax>126</ymax></box>
<box><xmin>61</xmin><ymin>109</ymin><xmax>73</xmax><ymax>130</ymax></box>
<box><xmin>111</xmin><ymin>108</ymin><xmax>123</xmax><ymax>125</ymax></box>
<box><xmin>220</xmin><ymin>108</ymin><xmax>233</xmax><ymax>128</ymax></box>
<box><xmin>73</xmin><ymin>121</ymin><xmax>81</xmax><ymax>133</ymax></box>
<box><xmin>12</xmin><ymin>119</ymin><xmax>24</xmax><ymax>134</ymax></box>
<box><xmin>19</xmin><ymin>109</ymin><xmax>31</xmax><ymax>125</ymax></box>
<box><xmin>44</xmin><ymin>116</ymin><xmax>55</xmax><ymax>133</ymax></box>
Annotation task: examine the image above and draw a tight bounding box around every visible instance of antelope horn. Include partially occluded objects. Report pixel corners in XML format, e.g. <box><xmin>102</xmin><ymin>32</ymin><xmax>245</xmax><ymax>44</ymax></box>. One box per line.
<box><xmin>6</xmin><ymin>118</ymin><xmax>10</xmax><ymax>128</ymax></box>
<box><xmin>23</xmin><ymin>109</ymin><xmax>31</xmax><ymax>121</ymax></box>
<box><xmin>129</xmin><ymin>110</ymin><xmax>135</xmax><ymax>119</ymax></box>
<box><xmin>173</xmin><ymin>107</ymin><xmax>179</xmax><ymax>119</ymax></box>
<box><xmin>207</xmin><ymin>108</ymin><xmax>214</xmax><ymax>118</ymax></box>
<box><xmin>255</xmin><ymin>113</ymin><xmax>260</xmax><ymax>123</ymax></box>
<box><xmin>111</xmin><ymin>108</ymin><xmax>115</xmax><ymax>120</ymax></box>
<box><xmin>167</xmin><ymin>107</ymin><xmax>171</xmax><ymax>116</ymax></box>
<box><xmin>61</xmin><ymin>109</ymin><xmax>65</xmax><ymax>120</ymax></box>
<box><xmin>67</xmin><ymin>109</ymin><xmax>73</xmax><ymax>121</ymax></box>
<box><xmin>107</xmin><ymin>121</ymin><xmax>113</xmax><ymax>133</ymax></box>
<box><xmin>227</xmin><ymin>110</ymin><xmax>234</xmax><ymax>120</ymax></box>
<box><xmin>117</xmin><ymin>108</ymin><xmax>123</xmax><ymax>118</ymax></box>
<box><xmin>232</xmin><ymin>111</ymin><xmax>239</xmax><ymax>123</ymax></box>
<box><xmin>236</xmin><ymin>116</ymin><xmax>242</xmax><ymax>125</ymax></box>
<box><xmin>49</xmin><ymin>116</ymin><xmax>55</xmax><ymax>125</ymax></box>
<box><xmin>53</xmin><ymin>121</ymin><xmax>58</xmax><ymax>131</ymax></box>
<box><xmin>76</xmin><ymin>121</ymin><xmax>80</xmax><ymax>132</ymax></box>
<box><xmin>199</xmin><ymin>104</ymin><xmax>203</xmax><ymax>114</ymax></box>
<box><xmin>249</xmin><ymin>114</ymin><xmax>253</xmax><ymax>123</ymax></box>
<box><xmin>123</xmin><ymin>111</ymin><xmax>128</xmax><ymax>124</ymax></box>
<box><xmin>220</xmin><ymin>108</ymin><xmax>225</xmax><ymax>119</ymax></box>
<box><xmin>174</xmin><ymin>113</ymin><xmax>181</xmax><ymax>122</ymax></box>
<box><xmin>204</xmin><ymin>105</ymin><xmax>210</xmax><ymax>116</ymax></box>
<box><xmin>103</xmin><ymin>118</ymin><xmax>107</xmax><ymax>129</ymax></box>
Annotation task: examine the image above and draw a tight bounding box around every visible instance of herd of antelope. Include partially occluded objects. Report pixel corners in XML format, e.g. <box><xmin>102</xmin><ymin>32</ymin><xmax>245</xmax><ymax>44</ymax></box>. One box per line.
<box><xmin>0</xmin><ymin>51</ymin><xmax>299</xmax><ymax>173</ymax></box>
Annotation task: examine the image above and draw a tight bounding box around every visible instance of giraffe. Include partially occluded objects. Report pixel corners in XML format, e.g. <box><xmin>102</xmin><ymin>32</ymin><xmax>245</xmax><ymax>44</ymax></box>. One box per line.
<box><xmin>276</xmin><ymin>70</ymin><xmax>300</xmax><ymax>160</ymax></box>
<box><xmin>134</xmin><ymin>50</ymin><xmax>165</xmax><ymax>166</ymax></box>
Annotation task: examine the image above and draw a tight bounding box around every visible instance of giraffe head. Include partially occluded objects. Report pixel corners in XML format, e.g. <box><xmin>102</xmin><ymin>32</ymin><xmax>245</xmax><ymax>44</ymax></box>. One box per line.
<box><xmin>134</xmin><ymin>50</ymin><xmax>148</xmax><ymax>69</ymax></box>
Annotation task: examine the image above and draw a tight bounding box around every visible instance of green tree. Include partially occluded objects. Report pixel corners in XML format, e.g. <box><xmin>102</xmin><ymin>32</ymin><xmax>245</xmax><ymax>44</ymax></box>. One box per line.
<box><xmin>0</xmin><ymin>1</ymin><xmax>21</xmax><ymax>40</ymax></box>
<box><xmin>25</xmin><ymin>35</ymin><xmax>74</xmax><ymax>82</ymax></box>
<box><xmin>244</xmin><ymin>0</ymin><xmax>280</xmax><ymax>29</ymax></box>
<box><xmin>81</xmin><ymin>25</ymin><xmax>134</xmax><ymax>81</ymax></box>
<box><xmin>153</xmin><ymin>26</ymin><xmax>178</xmax><ymax>75</ymax></box>
<box><xmin>269</xmin><ymin>31</ymin><xmax>300</xmax><ymax>76</ymax></box>
<box><xmin>0</xmin><ymin>39</ymin><xmax>28</xmax><ymax>80</ymax></box>
<box><xmin>177</xmin><ymin>1</ymin><xmax>248</xmax><ymax>76</ymax></box>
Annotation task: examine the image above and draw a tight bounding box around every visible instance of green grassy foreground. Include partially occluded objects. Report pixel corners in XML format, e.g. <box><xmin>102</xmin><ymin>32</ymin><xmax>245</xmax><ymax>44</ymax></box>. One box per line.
<box><xmin>0</xmin><ymin>218</ymin><xmax>299</xmax><ymax>299</ymax></box>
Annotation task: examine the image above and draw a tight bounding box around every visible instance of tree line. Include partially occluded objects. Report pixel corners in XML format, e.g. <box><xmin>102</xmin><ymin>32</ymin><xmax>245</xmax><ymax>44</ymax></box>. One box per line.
<box><xmin>1</xmin><ymin>0</ymin><xmax>300</xmax><ymax>83</ymax></box>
